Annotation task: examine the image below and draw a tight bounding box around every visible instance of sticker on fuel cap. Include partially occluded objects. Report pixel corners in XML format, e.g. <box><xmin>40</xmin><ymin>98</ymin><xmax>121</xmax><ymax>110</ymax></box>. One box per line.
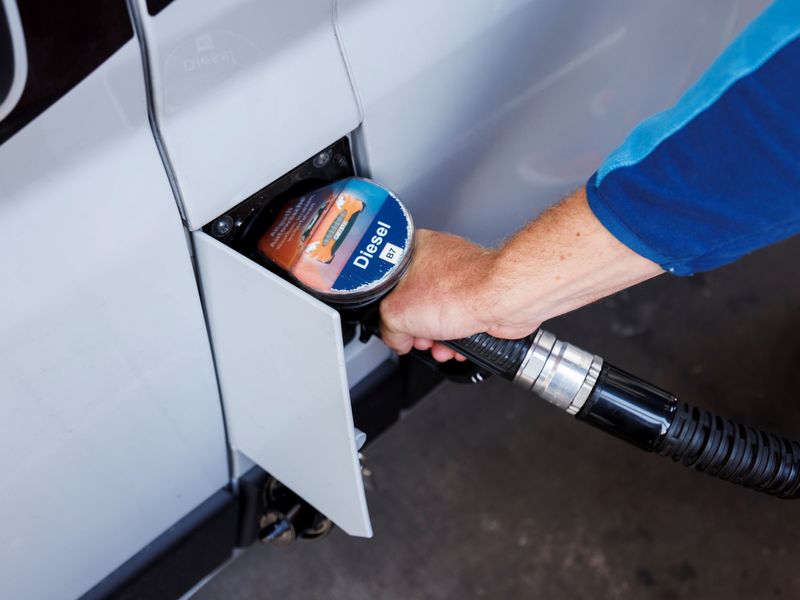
<box><xmin>257</xmin><ymin>177</ymin><xmax>413</xmax><ymax>304</ymax></box>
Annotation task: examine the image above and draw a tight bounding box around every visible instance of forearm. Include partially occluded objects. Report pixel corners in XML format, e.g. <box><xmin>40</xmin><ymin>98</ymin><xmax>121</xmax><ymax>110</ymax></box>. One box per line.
<box><xmin>476</xmin><ymin>187</ymin><xmax>663</xmax><ymax>336</ymax></box>
<box><xmin>379</xmin><ymin>187</ymin><xmax>662</xmax><ymax>359</ymax></box>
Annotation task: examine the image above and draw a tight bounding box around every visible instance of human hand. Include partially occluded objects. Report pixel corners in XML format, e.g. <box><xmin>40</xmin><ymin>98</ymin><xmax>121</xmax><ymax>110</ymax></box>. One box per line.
<box><xmin>379</xmin><ymin>229</ymin><xmax>538</xmax><ymax>362</ymax></box>
<box><xmin>379</xmin><ymin>229</ymin><xmax>488</xmax><ymax>361</ymax></box>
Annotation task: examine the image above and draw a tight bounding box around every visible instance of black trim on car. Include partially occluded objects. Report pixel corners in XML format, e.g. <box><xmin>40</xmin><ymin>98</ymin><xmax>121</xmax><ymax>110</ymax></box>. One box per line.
<box><xmin>0</xmin><ymin>1</ymin><xmax>14</xmax><ymax>105</ymax></box>
<box><xmin>145</xmin><ymin>0</ymin><xmax>176</xmax><ymax>16</ymax></box>
<box><xmin>0</xmin><ymin>0</ymin><xmax>133</xmax><ymax>146</ymax></box>
<box><xmin>351</xmin><ymin>355</ymin><xmax>444</xmax><ymax>445</ymax></box>
<box><xmin>79</xmin><ymin>488</ymin><xmax>237</xmax><ymax>600</ymax></box>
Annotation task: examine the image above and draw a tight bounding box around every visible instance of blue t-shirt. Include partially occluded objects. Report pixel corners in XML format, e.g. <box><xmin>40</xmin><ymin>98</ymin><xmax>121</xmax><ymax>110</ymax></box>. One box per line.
<box><xmin>586</xmin><ymin>0</ymin><xmax>800</xmax><ymax>275</ymax></box>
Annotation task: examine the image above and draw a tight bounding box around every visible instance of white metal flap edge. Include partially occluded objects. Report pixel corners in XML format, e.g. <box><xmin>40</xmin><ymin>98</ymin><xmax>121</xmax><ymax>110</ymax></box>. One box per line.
<box><xmin>193</xmin><ymin>232</ymin><xmax>372</xmax><ymax>537</ymax></box>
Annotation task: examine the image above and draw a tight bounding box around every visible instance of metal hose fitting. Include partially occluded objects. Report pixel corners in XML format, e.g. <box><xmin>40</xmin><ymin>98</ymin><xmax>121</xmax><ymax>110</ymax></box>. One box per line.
<box><xmin>512</xmin><ymin>330</ymin><xmax>603</xmax><ymax>415</ymax></box>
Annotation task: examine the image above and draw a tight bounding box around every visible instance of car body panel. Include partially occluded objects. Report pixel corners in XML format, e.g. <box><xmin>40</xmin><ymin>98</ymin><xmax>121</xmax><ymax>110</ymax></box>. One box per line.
<box><xmin>338</xmin><ymin>0</ymin><xmax>770</xmax><ymax>245</ymax></box>
<box><xmin>133</xmin><ymin>0</ymin><xmax>362</xmax><ymax>230</ymax></box>
<box><xmin>0</xmin><ymin>41</ymin><xmax>228</xmax><ymax>600</ymax></box>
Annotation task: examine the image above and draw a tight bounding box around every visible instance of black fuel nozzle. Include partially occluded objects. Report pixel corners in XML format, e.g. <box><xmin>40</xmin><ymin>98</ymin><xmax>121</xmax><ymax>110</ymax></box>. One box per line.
<box><xmin>444</xmin><ymin>332</ymin><xmax>537</xmax><ymax>381</ymax></box>
<box><xmin>355</xmin><ymin>309</ymin><xmax>496</xmax><ymax>384</ymax></box>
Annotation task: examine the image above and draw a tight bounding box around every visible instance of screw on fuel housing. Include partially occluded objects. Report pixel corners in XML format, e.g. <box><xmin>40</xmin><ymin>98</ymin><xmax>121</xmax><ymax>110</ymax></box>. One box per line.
<box><xmin>250</xmin><ymin>178</ymin><xmax>800</xmax><ymax>499</ymax></box>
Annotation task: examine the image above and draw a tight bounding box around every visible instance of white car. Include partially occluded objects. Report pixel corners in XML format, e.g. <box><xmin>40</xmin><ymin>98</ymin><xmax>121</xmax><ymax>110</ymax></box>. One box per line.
<box><xmin>0</xmin><ymin>0</ymin><xmax>766</xmax><ymax>598</ymax></box>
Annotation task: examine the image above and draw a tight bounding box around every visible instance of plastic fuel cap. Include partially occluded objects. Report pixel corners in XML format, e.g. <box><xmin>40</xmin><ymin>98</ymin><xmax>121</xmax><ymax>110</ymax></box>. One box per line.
<box><xmin>257</xmin><ymin>177</ymin><xmax>414</xmax><ymax>308</ymax></box>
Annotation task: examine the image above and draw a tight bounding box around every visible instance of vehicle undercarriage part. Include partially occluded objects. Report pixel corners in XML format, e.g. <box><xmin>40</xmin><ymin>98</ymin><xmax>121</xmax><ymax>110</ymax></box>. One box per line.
<box><xmin>255</xmin><ymin>433</ymin><xmax>365</xmax><ymax>545</ymax></box>
<box><xmin>243</xmin><ymin>176</ymin><xmax>800</xmax><ymax>499</ymax></box>
<box><xmin>258</xmin><ymin>476</ymin><xmax>334</xmax><ymax>546</ymax></box>
<box><xmin>235</xmin><ymin>468</ymin><xmax>335</xmax><ymax>547</ymax></box>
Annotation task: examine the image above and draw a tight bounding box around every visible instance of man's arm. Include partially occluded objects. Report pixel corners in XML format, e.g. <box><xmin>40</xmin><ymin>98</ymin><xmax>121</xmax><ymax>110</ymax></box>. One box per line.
<box><xmin>382</xmin><ymin>3</ymin><xmax>800</xmax><ymax>361</ymax></box>
<box><xmin>379</xmin><ymin>187</ymin><xmax>662</xmax><ymax>361</ymax></box>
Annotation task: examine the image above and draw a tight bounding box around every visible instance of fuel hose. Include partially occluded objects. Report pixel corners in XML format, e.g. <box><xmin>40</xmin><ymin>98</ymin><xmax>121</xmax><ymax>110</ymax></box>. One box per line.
<box><xmin>446</xmin><ymin>330</ymin><xmax>800</xmax><ymax>499</ymax></box>
<box><xmin>252</xmin><ymin>176</ymin><xmax>800</xmax><ymax>499</ymax></box>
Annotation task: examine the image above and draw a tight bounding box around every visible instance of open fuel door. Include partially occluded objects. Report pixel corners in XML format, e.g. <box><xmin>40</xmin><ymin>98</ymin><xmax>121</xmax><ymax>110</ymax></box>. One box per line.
<box><xmin>131</xmin><ymin>0</ymin><xmax>371</xmax><ymax>537</ymax></box>
<box><xmin>195</xmin><ymin>233</ymin><xmax>372</xmax><ymax>537</ymax></box>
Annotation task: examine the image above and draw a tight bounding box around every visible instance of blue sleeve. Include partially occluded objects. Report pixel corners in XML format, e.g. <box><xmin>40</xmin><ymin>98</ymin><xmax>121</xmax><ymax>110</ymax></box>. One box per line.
<box><xmin>586</xmin><ymin>0</ymin><xmax>800</xmax><ymax>275</ymax></box>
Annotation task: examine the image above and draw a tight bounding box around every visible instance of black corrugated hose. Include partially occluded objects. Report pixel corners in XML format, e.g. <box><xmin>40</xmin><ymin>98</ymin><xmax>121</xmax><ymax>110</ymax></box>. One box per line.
<box><xmin>446</xmin><ymin>332</ymin><xmax>533</xmax><ymax>379</ymax></box>
<box><xmin>657</xmin><ymin>402</ymin><xmax>800</xmax><ymax>498</ymax></box>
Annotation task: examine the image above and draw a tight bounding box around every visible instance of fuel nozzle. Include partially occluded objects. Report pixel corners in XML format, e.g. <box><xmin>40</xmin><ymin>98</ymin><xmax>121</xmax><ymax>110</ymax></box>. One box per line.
<box><xmin>244</xmin><ymin>175</ymin><xmax>800</xmax><ymax>500</ymax></box>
